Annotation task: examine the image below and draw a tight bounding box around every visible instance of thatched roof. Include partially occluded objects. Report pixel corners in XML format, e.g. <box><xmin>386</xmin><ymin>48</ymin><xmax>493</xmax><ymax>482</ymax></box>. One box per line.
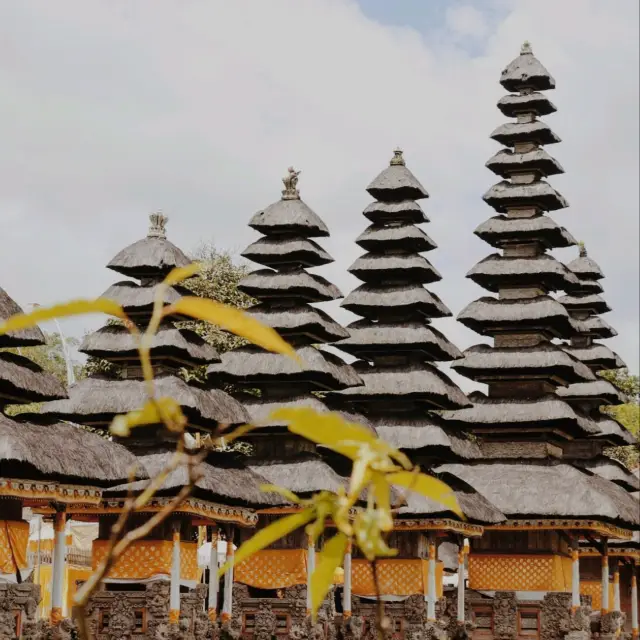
<box><xmin>452</xmin><ymin>343</ymin><xmax>595</xmax><ymax>384</ymax></box>
<box><xmin>335</xmin><ymin>319</ymin><xmax>462</xmax><ymax>362</ymax></box>
<box><xmin>106</xmin><ymin>451</ymin><xmax>281</xmax><ymax>507</ymax></box>
<box><xmin>241</xmin><ymin>236</ymin><xmax>333</xmax><ymax>269</ymax></box>
<box><xmin>467</xmin><ymin>253</ymin><xmax>579</xmax><ymax>292</ymax></box>
<box><xmin>39</xmin><ymin>376</ymin><xmax>248</xmax><ymax>428</ymax></box>
<box><xmin>578</xmin><ymin>456</ymin><xmax>640</xmax><ymax>492</ymax></box>
<box><xmin>558</xmin><ymin>293</ymin><xmax>611</xmax><ymax>315</ymax></box>
<box><xmin>458</xmin><ymin>295</ymin><xmax>574</xmax><ymax>337</ymax></box>
<box><xmin>570</xmin><ymin>316</ymin><xmax>617</xmax><ymax>339</ymax></box>
<box><xmin>0</xmin><ymin>286</ymin><xmax>45</xmax><ymax>348</ymax></box>
<box><xmin>590</xmin><ymin>414</ymin><xmax>636</xmax><ymax>445</ymax></box>
<box><xmin>348</xmin><ymin>252</ymin><xmax>441</xmax><ymax>284</ymax></box>
<box><xmin>557</xmin><ymin>380</ymin><xmax>628</xmax><ymax>405</ymax></box>
<box><xmin>439</xmin><ymin>391</ymin><xmax>600</xmax><ymax>437</ymax></box>
<box><xmin>486</xmin><ymin>148</ymin><xmax>564</xmax><ymax>179</ymax></box>
<box><xmin>0</xmin><ymin>352</ymin><xmax>67</xmax><ymax>404</ymax></box>
<box><xmin>208</xmin><ymin>345</ymin><xmax>362</xmax><ymax>391</ymax></box>
<box><xmin>397</xmin><ymin>472</ymin><xmax>505</xmax><ymax>524</ymax></box>
<box><xmin>372</xmin><ymin>415</ymin><xmax>481</xmax><ymax>459</ymax></box>
<box><xmin>342</xmin><ymin>283</ymin><xmax>451</xmax><ymax>320</ymax></box>
<box><xmin>474</xmin><ymin>214</ymin><xmax>576</xmax><ymax>249</ymax></box>
<box><xmin>239</xmin><ymin>268</ymin><xmax>341</xmax><ymax>303</ymax></box>
<box><xmin>483</xmin><ymin>180</ymin><xmax>568</xmax><ymax>212</ymax></box>
<box><xmin>437</xmin><ymin>460</ymin><xmax>639</xmax><ymax>526</ymax></box>
<box><xmin>246</xmin><ymin>303</ymin><xmax>349</xmax><ymax>344</ymax></box>
<box><xmin>490</xmin><ymin>120</ymin><xmax>560</xmax><ymax>146</ymax></box>
<box><xmin>106</xmin><ymin>236</ymin><xmax>191</xmax><ymax>279</ymax></box>
<box><xmin>248</xmin><ymin>454</ymin><xmax>347</xmax><ymax>496</ymax></box>
<box><xmin>366</xmin><ymin>152</ymin><xmax>429</xmax><ymax>202</ymax></box>
<box><xmin>497</xmin><ymin>92</ymin><xmax>556</xmax><ymax>117</ymax></box>
<box><xmin>363</xmin><ymin>200</ymin><xmax>429</xmax><ymax>224</ymax></box>
<box><xmin>100</xmin><ymin>281</ymin><xmax>190</xmax><ymax>319</ymax></box>
<box><xmin>561</xmin><ymin>343</ymin><xmax>626</xmax><ymax>371</ymax></box>
<box><xmin>572</xmin><ymin>278</ymin><xmax>603</xmax><ymax>294</ymax></box>
<box><xmin>332</xmin><ymin>361</ymin><xmax>470</xmax><ymax>410</ymax></box>
<box><xmin>0</xmin><ymin>414</ymin><xmax>147</xmax><ymax>483</ymax></box>
<box><xmin>500</xmin><ymin>42</ymin><xmax>556</xmax><ymax>92</ymax></box>
<box><xmin>567</xmin><ymin>254</ymin><xmax>605</xmax><ymax>280</ymax></box>
<box><xmin>249</xmin><ymin>198</ymin><xmax>329</xmax><ymax>238</ymax></box>
<box><xmin>356</xmin><ymin>223</ymin><xmax>437</xmax><ymax>253</ymax></box>
<box><xmin>80</xmin><ymin>323</ymin><xmax>220</xmax><ymax>365</ymax></box>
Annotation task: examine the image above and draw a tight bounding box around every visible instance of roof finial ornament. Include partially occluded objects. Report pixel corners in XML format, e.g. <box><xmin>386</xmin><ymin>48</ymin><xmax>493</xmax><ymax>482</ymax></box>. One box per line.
<box><xmin>148</xmin><ymin>211</ymin><xmax>168</xmax><ymax>238</ymax></box>
<box><xmin>578</xmin><ymin>241</ymin><xmax>587</xmax><ymax>258</ymax></box>
<box><xmin>281</xmin><ymin>166</ymin><xmax>301</xmax><ymax>200</ymax></box>
<box><xmin>521</xmin><ymin>40</ymin><xmax>532</xmax><ymax>55</ymax></box>
<box><xmin>390</xmin><ymin>147</ymin><xmax>406</xmax><ymax>166</ymax></box>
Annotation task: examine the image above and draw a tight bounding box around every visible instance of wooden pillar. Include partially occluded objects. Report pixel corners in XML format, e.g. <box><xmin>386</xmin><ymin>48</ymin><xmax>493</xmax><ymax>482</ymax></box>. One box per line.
<box><xmin>169</xmin><ymin>525</ymin><xmax>181</xmax><ymax>624</ymax></box>
<box><xmin>343</xmin><ymin>539</ymin><xmax>352</xmax><ymax>618</ymax></box>
<box><xmin>427</xmin><ymin>534</ymin><xmax>437</xmax><ymax>621</ymax></box>
<box><xmin>457</xmin><ymin>540</ymin><xmax>468</xmax><ymax>623</ymax></box>
<box><xmin>613</xmin><ymin>561</ymin><xmax>621</xmax><ymax>612</ymax></box>
<box><xmin>571</xmin><ymin>545</ymin><xmax>581</xmax><ymax>610</ymax></box>
<box><xmin>306</xmin><ymin>534</ymin><xmax>316</xmax><ymax>615</ymax></box>
<box><xmin>602</xmin><ymin>539</ymin><xmax>610</xmax><ymax>615</ymax></box>
<box><xmin>221</xmin><ymin>536</ymin><xmax>234</xmax><ymax>622</ymax></box>
<box><xmin>208</xmin><ymin>527</ymin><xmax>219</xmax><ymax>623</ymax></box>
<box><xmin>50</xmin><ymin>511</ymin><xmax>67</xmax><ymax>625</ymax></box>
<box><xmin>631</xmin><ymin>565</ymin><xmax>638</xmax><ymax>640</ymax></box>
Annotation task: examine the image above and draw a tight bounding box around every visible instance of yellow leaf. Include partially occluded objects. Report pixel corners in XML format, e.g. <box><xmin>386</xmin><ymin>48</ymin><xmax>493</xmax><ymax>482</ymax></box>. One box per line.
<box><xmin>0</xmin><ymin>298</ymin><xmax>125</xmax><ymax>336</ymax></box>
<box><xmin>109</xmin><ymin>397</ymin><xmax>186</xmax><ymax>437</ymax></box>
<box><xmin>217</xmin><ymin>508</ymin><xmax>314</xmax><ymax>579</ymax></box>
<box><xmin>259</xmin><ymin>485</ymin><xmax>303</xmax><ymax>504</ymax></box>
<box><xmin>386</xmin><ymin>470</ymin><xmax>463</xmax><ymax>519</ymax></box>
<box><xmin>163</xmin><ymin>262</ymin><xmax>202</xmax><ymax>286</ymax></box>
<box><xmin>310</xmin><ymin>532</ymin><xmax>348</xmax><ymax>619</ymax></box>
<box><xmin>271</xmin><ymin>408</ymin><xmax>377</xmax><ymax>456</ymax></box>
<box><xmin>371</xmin><ymin>473</ymin><xmax>393</xmax><ymax>532</ymax></box>
<box><xmin>165</xmin><ymin>297</ymin><xmax>298</xmax><ymax>360</ymax></box>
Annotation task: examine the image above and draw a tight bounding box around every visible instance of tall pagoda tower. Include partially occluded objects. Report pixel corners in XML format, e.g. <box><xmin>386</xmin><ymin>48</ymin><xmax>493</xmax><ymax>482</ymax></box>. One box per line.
<box><xmin>437</xmin><ymin>43</ymin><xmax>640</xmax><ymax>636</ymax></box>
<box><xmin>326</xmin><ymin>149</ymin><xmax>505</xmax><ymax>629</ymax></box>
<box><xmin>0</xmin><ymin>286</ymin><xmax>144</xmax><ymax>636</ymax></box>
<box><xmin>206</xmin><ymin>168</ymin><xmax>365</xmax><ymax>631</ymax></box>
<box><xmin>39</xmin><ymin>214</ymin><xmax>277</xmax><ymax>634</ymax></box>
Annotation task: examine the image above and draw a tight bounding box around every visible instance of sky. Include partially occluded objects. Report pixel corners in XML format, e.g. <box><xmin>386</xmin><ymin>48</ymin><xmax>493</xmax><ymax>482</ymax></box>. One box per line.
<box><xmin>1</xmin><ymin>0</ymin><xmax>638</xmax><ymax>387</ymax></box>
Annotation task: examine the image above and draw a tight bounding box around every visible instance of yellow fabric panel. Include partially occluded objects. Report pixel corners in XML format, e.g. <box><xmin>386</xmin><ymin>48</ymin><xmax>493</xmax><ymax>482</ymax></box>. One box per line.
<box><xmin>581</xmin><ymin>580</ymin><xmax>615</xmax><ymax>611</ymax></box>
<box><xmin>235</xmin><ymin>549</ymin><xmax>307</xmax><ymax>589</ymax></box>
<box><xmin>181</xmin><ymin>542</ymin><xmax>199</xmax><ymax>582</ymax></box>
<box><xmin>351</xmin><ymin>559</ymin><xmax>431</xmax><ymax>597</ymax></box>
<box><xmin>66</xmin><ymin>567</ymin><xmax>91</xmax><ymax>614</ymax></box>
<box><xmin>28</xmin><ymin>535</ymin><xmax>73</xmax><ymax>554</ymax></box>
<box><xmin>36</xmin><ymin>564</ymin><xmax>53</xmax><ymax>618</ymax></box>
<box><xmin>0</xmin><ymin>520</ymin><xmax>29</xmax><ymax>573</ymax></box>
<box><xmin>468</xmin><ymin>554</ymin><xmax>572</xmax><ymax>592</ymax></box>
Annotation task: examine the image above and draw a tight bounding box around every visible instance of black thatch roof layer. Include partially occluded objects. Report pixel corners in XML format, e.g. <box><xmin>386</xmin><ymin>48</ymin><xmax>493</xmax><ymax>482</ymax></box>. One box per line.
<box><xmin>570</xmin><ymin>315</ymin><xmax>617</xmax><ymax>339</ymax></box>
<box><xmin>567</xmin><ymin>254</ymin><xmax>605</xmax><ymax>280</ymax></box>
<box><xmin>100</xmin><ymin>280</ymin><xmax>191</xmax><ymax>320</ymax></box>
<box><xmin>556</xmin><ymin>379</ymin><xmax>628</xmax><ymax>405</ymax></box>
<box><xmin>0</xmin><ymin>351</ymin><xmax>67</xmax><ymax>404</ymax></box>
<box><xmin>438</xmin><ymin>460</ymin><xmax>640</xmax><ymax>526</ymax></box>
<box><xmin>578</xmin><ymin>456</ymin><xmax>640</xmax><ymax>493</ymax></box>
<box><xmin>366</xmin><ymin>151</ymin><xmax>429</xmax><ymax>201</ymax></box>
<box><xmin>486</xmin><ymin>148</ymin><xmax>564</xmax><ymax>179</ymax></box>
<box><xmin>560</xmin><ymin>343</ymin><xmax>625</xmax><ymax>371</ymax></box>
<box><xmin>362</xmin><ymin>199</ymin><xmax>429</xmax><ymax>224</ymax></box>
<box><xmin>239</xmin><ymin>269</ymin><xmax>342</xmax><ymax>302</ymax></box>
<box><xmin>356</xmin><ymin>223</ymin><xmax>437</xmax><ymax>253</ymax></box>
<box><xmin>106</xmin><ymin>451</ymin><xmax>281</xmax><ymax>507</ymax></box>
<box><xmin>80</xmin><ymin>323</ymin><xmax>220</xmax><ymax>365</ymax></box>
<box><xmin>483</xmin><ymin>180</ymin><xmax>568</xmax><ymax>213</ymax></box>
<box><xmin>497</xmin><ymin>91</ymin><xmax>556</xmax><ymax>117</ymax></box>
<box><xmin>348</xmin><ymin>252</ymin><xmax>441</xmax><ymax>284</ymax></box>
<box><xmin>474</xmin><ymin>214</ymin><xmax>576</xmax><ymax>249</ymax></box>
<box><xmin>589</xmin><ymin>415</ymin><xmax>636</xmax><ymax>446</ymax></box>
<box><xmin>0</xmin><ymin>287</ymin><xmax>45</xmax><ymax>348</ymax></box>
<box><xmin>490</xmin><ymin>120</ymin><xmax>560</xmax><ymax>146</ymax></box>
<box><xmin>249</xmin><ymin>198</ymin><xmax>329</xmax><ymax>238</ymax></box>
<box><xmin>208</xmin><ymin>345</ymin><xmax>363</xmax><ymax>391</ymax></box>
<box><xmin>500</xmin><ymin>41</ymin><xmax>555</xmax><ymax>92</ymax></box>
<box><xmin>241</xmin><ymin>236</ymin><xmax>333</xmax><ymax>268</ymax></box>
<box><xmin>452</xmin><ymin>343</ymin><xmax>595</xmax><ymax>384</ymax></box>
<box><xmin>40</xmin><ymin>375</ymin><xmax>248</xmax><ymax>429</ymax></box>
<box><xmin>0</xmin><ymin>415</ymin><xmax>147</xmax><ymax>484</ymax></box>
<box><xmin>557</xmin><ymin>293</ymin><xmax>611</xmax><ymax>314</ymax></box>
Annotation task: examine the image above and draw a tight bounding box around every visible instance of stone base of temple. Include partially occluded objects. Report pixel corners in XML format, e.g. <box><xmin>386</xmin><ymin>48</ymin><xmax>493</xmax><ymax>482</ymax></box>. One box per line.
<box><xmin>0</xmin><ymin>582</ymin><xmax>41</xmax><ymax>640</ymax></box>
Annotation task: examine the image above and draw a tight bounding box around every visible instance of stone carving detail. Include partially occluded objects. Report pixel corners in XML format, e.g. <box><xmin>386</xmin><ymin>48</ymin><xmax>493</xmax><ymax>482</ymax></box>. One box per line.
<box><xmin>253</xmin><ymin>601</ymin><xmax>277</xmax><ymax>640</ymax></box>
<box><xmin>0</xmin><ymin>583</ymin><xmax>42</xmax><ymax>640</ymax></box>
<box><xmin>341</xmin><ymin>615</ymin><xmax>365</xmax><ymax>640</ymax></box>
<box><xmin>440</xmin><ymin>593</ymin><xmax>475</xmax><ymax>638</ymax></box>
<box><xmin>146</xmin><ymin>581</ymin><xmax>171</xmax><ymax>638</ymax></box>
<box><xmin>600</xmin><ymin>610</ymin><xmax>624</xmax><ymax>638</ymax></box>
<box><xmin>107</xmin><ymin>594</ymin><xmax>137</xmax><ymax>639</ymax></box>
<box><xmin>493</xmin><ymin>591</ymin><xmax>518</xmax><ymax>640</ymax></box>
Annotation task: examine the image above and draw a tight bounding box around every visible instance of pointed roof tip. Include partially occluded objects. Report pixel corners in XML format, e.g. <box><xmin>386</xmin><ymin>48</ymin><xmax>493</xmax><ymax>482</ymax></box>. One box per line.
<box><xmin>390</xmin><ymin>148</ymin><xmax>406</xmax><ymax>166</ymax></box>
<box><xmin>500</xmin><ymin>41</ymin><xmax>555</xmax><ymax>91</ymax></box>
<box><xmin>521</xmin><ymin>40</ymin><xmax>532</xmax><ymax>55</ymax></box>
<box><xmin>281</xmin><ymin>166</ymin><xmax>301</xmax><ymax>201</ymax></box>
<box><xmin>147</xmin><ymin>211</ymin><xmax>168</xmax><ymax>239</ymax></box>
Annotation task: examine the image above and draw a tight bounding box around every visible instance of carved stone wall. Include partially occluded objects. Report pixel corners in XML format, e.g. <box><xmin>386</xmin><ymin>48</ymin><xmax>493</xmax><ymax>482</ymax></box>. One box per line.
<box><xmin>492</xmin><ymin>591</ymin><xmax>518</xmax><ymax>640</ymax></box>
<box><xmin>540</xmin><ymin>592</ymin><xmax>591</xmax><ymax>640</ymax></box>
<box><xmin>0</xmin><ymin>582</ymin><xmax>41</xmax><ymax>640</ymax></box>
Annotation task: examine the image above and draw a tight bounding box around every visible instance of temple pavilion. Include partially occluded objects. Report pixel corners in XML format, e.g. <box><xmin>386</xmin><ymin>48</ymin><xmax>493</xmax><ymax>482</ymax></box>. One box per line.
<box><xmin>435</xmin><ymin>42</ymin><xmax>639</xmax><ymax>639</ymax></box>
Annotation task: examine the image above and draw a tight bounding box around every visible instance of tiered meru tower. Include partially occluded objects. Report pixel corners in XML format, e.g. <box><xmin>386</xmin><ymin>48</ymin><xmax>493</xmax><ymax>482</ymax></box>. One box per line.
<box><xmin>39</xmin><ymin>214</ymin><xmax>277</xmax><ymax>633</ymax></box>
<box><xmin>326</xmin><ymin>150</ymin><xmax>505</xmax><ymax>629</ymax></box>
<box><xmin>206</xmin><ymin>168</ymin><xmax>363</xmax><ymax>629</ymax></box>
<box><xmin>435</xmin><ymin>42</ymin><xmax>639</xmax><ymax>633</ymax></box>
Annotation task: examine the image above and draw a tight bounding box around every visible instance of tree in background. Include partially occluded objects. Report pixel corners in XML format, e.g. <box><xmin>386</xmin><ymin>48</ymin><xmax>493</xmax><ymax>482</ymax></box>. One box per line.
<box><xmin>601</xmin><ymin>368</ymin><xmax>640</xmax><ymax>469</ymax></box>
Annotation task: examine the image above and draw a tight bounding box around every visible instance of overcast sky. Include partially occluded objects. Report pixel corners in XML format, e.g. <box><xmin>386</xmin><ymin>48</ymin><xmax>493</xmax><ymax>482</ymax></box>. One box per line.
<box><xmin>1</xmin><ymin>0</ymin><xmax>638</xmax><ymax>385</ymax></box>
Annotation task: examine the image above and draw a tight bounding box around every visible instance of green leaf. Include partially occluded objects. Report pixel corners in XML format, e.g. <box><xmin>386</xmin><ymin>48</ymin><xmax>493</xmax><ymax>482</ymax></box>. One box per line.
<box><xmin>310</xmin><ymin>532</ymin><xmax>348</xmax><ymax>619</ymax></box>
<box><xmin>0</xmin><ymin>299</ymin><xmax>125</xmax><ymax>336</ymax></box>
<box><xmin>387</xmin><ymin>470</ymin><xmax>463</xmax><ymax>519</ymax></box>
<box><xmin>165</xmin><ymin>297</ymin><xmax>298</xmax><ymax>360</ymax></box>
<box><xmin>217</xmin><ymin>508</ymin><xmax>315</xmax><ymax>579</ymax></box>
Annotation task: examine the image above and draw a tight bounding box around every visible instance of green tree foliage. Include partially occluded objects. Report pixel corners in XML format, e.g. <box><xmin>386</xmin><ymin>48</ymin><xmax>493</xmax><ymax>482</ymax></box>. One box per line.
<box><xmin>600</xmin><ymin>369</ymin><xmax>640</xmax><ymax>469</ymax></box>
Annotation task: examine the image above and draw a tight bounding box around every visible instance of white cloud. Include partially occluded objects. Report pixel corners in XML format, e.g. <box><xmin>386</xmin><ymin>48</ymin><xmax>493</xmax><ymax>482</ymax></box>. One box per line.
<box><xmin>445</xmin><ymin>4</ymin><xmax>490</xmax><ymax>39</ymax></box>
<box><xmin>0</xmin><ymin>0</ymin><xmax>637</xmax><ymax>378</ymax></box>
